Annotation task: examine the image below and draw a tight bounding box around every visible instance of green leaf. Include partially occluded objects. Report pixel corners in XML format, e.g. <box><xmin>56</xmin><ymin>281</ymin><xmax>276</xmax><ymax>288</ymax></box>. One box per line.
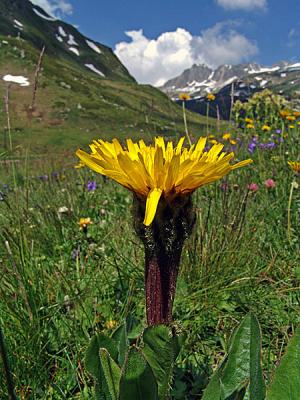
<box><xmin>142</xmin><ymin>325</ymin><xmax>182</xmax><ymax>399</ymax></box>
<box><xmin>202</xmin><ymin>314</ymin><xmax>265</xmax><ymax>400</ymax></box>
<box><xmin>267</xmin><ymin>329</ymin><xmax>300</xmax><ymax>400</ymax></box>
<box><xmin>85</xmin><ymin>334</ymin><xmax>118</xmax><ymax>378</ymax></box>
<box><xmin>85</xmin><ymin>334</ymin><xmax>119</xmax><ymax>399</ymax></box>
<box><xmin>120</xmin><ymin>347</ymin><xmax>158</xmax><ymax>400</ymax></box>
<box><xmin>220</xmin><ymin>313</ymin><xmax>265</xmax><ymax>399</ymax></box>
<box><xmin>112</xmin><ymin>323</ymin><xmax>128</xmax><ymax>367</ymax></box>
<box><xmin>202</xmin><ymin>371</ymin><xmax>222</xmax><ymax>400</ymax></box>
<box><xmin>99</xmin><ymin>348</ymin><xmax>121</xmax><ymax>400</ymax></box>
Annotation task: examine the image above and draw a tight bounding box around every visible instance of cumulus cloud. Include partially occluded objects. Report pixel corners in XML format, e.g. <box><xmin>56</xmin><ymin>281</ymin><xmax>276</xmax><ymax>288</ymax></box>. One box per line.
<box><xmin>30</xmin><ymin>0</ymin><xmax>73</xmax><ymax>17</ymax></box>
<box><xmin>115</xmin><ymin>23</ymin><xmax>258</xmax><ymax>86</ymax></box>
<box><xmin>216</xmin><ymin>0</ymin><xmax>267</xmax><ymax>10</ymax></box>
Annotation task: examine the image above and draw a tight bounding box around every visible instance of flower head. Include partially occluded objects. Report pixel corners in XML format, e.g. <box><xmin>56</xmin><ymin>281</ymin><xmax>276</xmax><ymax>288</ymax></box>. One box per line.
<box><xmin>79</xmin><ymin>217</ymin><xmax>93</xmax><ymax>230</ymax></box>
<box><xmin>245</xmin><ymin>118</ymin><xmax>253</xmax><ymax>124</ymax></box>
<box><xmin>179</xmin><ymin>93</ymin><xmax>191</xmax><ymax>101</ymax></box>
<box><xmin>280</xmin><ymin>110</ymin><xmax>290</xmax><ymax>118</ymax></box>
<box><xmin>286</xmin><ymin>115</ymin><xmax>296</xmax><ymax>121</ymax></box>
<box><xmin>76</xmin><ymin>137</ymin><xmax>252</xmax><ymax>226</ymax></box>
<box><xmin>248</xmin><ymin>183</ymin><xmax>259</xmax><ymax>192</ymax></box>
<box><xmin>86</xmin><ymin>181</ymin><xmax>97</xmax><ymax>192</ymax></box>
<box><xmin>288</xmin><ymin>161</ymin><xmax>300</xmax><ymax>173</ymax></box>
<box><xmin>246</xmin><ymin>124</ymin><xmax>255</xmax><ymax>129</ymax></box>
<box><xmin>206</xmin><ymin>93</ymin><xmax>216</xmax><ymax>101</ymax></box>
<box><xmin>222</xmin><ymin>133</ymin><xmax>231</xmax><ymax>140</ymax></box>
<box><xmin>264</xmin><ymin>179</ymin><xmax>276</xmax><ymax>189</ymax></box>
<box><xmin>262</xmin><ymin>125</ymin><xmax>271</xmax><ymax>132</ymax></box>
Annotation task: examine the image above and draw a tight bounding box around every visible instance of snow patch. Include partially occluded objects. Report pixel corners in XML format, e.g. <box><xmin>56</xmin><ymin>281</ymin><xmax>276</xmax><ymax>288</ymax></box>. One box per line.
<box><xmin>14</xmin><ymin>19</ymin><xmax>23</xmax><ymax>27</ymax></box>
<box><xmin>84</xmin><ymin>64</ymin><xmax>105</xmax><ymax>77</ymax></box>
<box><xmin>86</xmin><ymin>40</ymin><xmax>102</xmax><ymax>54</ymax></box>
<box><xmin>248</xmin><ymin>66</ymin><xmax>280</xmax><ymax>74</ymax></box>
<box><xmin>68</xmin><ymin>34</ymin><xmax>78</xmax><ymax>46</ymax></box>
<box><xmin>55</xmin><ymin>35</ymin><xmax>63</xmax><ymax>42</ymax></box>
<box><xmin>260</xmin><ymin>80</ymin><xmax>268</xmax><ymax>87</ymax></box>
<box><xmin>69</xmin><ymin>47</ymin><xmax>80</xmax><ymax>56</ymax></box>
<box><xmin>33</xmin><ymin>8</ymin><xmax>56</xmax><ymax>21</ymax></box>
<box><xmin>281</xmin><ymin>73</ymin><xmax>287</xmax><ymax>77</ymax></box>
<box><xmin>3</xmin><ymin>74</ymin><xmax>30</xmax><ymax>86</ymax></box>
<box><xmin>58</xmin><ymin>26</ymin><xmax>67</xmax><ymax>37</ymax></box>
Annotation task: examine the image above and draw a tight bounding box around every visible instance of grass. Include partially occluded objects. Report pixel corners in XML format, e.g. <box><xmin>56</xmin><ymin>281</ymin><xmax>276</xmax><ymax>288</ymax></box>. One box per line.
<box><xmin>1</xmin><ymin>103</ymin><xmax>300</xmax><ymax>398</ymax></box>
<box><xmin>0</xmin><ymin>36</ymin><xmax>213</xmax><ymax>153</ymax></box>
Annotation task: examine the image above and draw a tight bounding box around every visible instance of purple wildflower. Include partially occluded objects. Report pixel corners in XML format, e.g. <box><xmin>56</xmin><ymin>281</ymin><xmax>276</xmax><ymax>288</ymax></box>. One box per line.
<box><xmin>71</xmin><ymin>249</ymin><xmax>80</xmax><ymax>260</ymax></box>
<box><xmin>39</xmin><ymin>175</ymin><xmax>49</xmax><ymax>181</ymax></box>
<box><xmin>86</xmin><ymin>181</ymin><xmax>97</xmax><ymax>192</ymax></box>
<box><xmin>248</xmin><ymin>142</ymin><xmax>256</xmax><ymax>153</ymax></box>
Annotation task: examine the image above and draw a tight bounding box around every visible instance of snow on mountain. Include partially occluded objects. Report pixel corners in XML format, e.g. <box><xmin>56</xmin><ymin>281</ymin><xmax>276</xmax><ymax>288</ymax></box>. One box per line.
<box><xmin>3</xmin><ymin>74</ymin><xmax>30</xmax><ymax>86</ymax></box>
<box><xmin>85</xmin><ymin>64</ymin><xmax>105</xmax><ymax>77</ymax></box>
<box><xmin>86</xmin><ymin>40</ymin><xmax>102</xmax><ymax>54</ymax></box>
<box><xmin>32</xmin><ymin>7</ymin><xmax>56</xmax><ymax>21</ymax></box>
<box><xmin>160</xmin><ymin>61</ymin><xmax>300</xmax><ymax>100</ymax></box>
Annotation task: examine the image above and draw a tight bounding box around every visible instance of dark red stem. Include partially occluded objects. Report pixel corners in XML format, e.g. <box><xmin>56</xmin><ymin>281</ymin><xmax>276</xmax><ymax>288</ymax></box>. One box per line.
<box><xmin>145</xmin><ymin>249</ymin><xmax>182</xmax><ymax>326</ymax></box>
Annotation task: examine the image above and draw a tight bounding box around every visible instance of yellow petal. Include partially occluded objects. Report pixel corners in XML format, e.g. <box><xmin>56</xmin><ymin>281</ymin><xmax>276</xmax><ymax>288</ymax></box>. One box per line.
<box><xmin>143</xmin><ymin>188</ymin><xmax>162</xmax><ymax>226</ymax></box>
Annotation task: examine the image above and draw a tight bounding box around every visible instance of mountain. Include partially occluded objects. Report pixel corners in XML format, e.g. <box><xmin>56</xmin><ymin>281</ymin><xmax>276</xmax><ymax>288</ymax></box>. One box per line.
<box><xmin>160</xmin><ymin>62</ymin><xmax>300</xmax><ymax>119</ymax></box>
<box><xmin>0</xmin><ymin>0</ymin><xmax>207</xmax><ymax>152</ymax></box>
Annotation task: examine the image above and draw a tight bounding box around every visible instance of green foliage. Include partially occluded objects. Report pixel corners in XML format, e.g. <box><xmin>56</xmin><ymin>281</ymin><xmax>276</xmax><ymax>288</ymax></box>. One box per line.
<box><xmin>142</xmin><ymin>325</ymin><xmax>182</xmax><ymax>399</ymax></box>
<box><xmin>120</xmin><ymin>348</ymin><xmax>158</xmax><ymax>400</ymax></box>
<box><xmin>266</xmin><ymin>329</ymin><xmax>300</xmax><ymax>400</ymax></box>
<box><xmin>202</xmin><ymin>314</ymin><xmax>265</xmax><ymax>400</ymax></box>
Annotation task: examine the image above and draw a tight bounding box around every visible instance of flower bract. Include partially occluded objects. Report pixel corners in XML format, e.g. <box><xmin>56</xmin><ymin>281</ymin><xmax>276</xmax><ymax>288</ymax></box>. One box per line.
<box><xmin>76</xmin><ymin>137</ymin><xmax>252</xmax><ymax>226</ymax></box>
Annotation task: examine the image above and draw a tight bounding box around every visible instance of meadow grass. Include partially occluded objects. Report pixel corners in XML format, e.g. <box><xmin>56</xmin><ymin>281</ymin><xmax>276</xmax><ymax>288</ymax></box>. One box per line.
<box><xmin>1</xmin><ymin>98</ymin><xmax>300</xmax><ymax>399</ymax></box>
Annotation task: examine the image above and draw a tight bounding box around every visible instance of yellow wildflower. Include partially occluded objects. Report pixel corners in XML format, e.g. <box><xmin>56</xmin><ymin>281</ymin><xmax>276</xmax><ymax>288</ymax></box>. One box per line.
<box><xmin>79</xmin><ymin>217</ymin><xmax>93</xmax><ymax>230</ymax></box>
<box><xmin>246</xmin><ymin>124</ymin><xmax>255</xmax><ymax>129</ymax></box>
<box><xmin>210</xmin><ymin>139</ymin><xmax>218</xmax><ymax>145</ymax></box>
<box><xmin>293</xmin><ymin>111</ymin><xmax>300</xmax><ymax>117</ymax></box>
<box><xmin>230</xmin><ymin>139</ymin><xmax>237</xmax><ymax>145</ymax></box>
<box><xmin>262</xmin><ymin>125</ymin><xmax>271</xmax><ymax>132</ymax></box>
<box><xmin>288</xmin><ymin>161</ymin><xmax>300</xmax><ymax>173</ymax></box>
<box><xmin>280</xmin><ymin>110</ymin><xmax>290</xmax><ymax>118</ymax></box>
<box><xmin>105</xmin><ymin>319</ymin><xmax>118</xmax><ymax>330</ymax></box>
<box><xmin>286</xmin><ymin>115</ymin><xmax>296</xmax><ymax>121</ymax></box>
<box><xmin>289</xmin><ymin>125</ymin><xmax>295</xmax><ymax>129</ymax></box>
<box><xmin>208</xmin><ymin>134</ymin><xmax>215</xmax><ymax>139</ymax></box>
<box><xmin>178</xmin><ymin>93</ymin><xmax>191</xmax><ymax>101</ymax></box>
<box><xmin>222</xmin><ymin>133</ymin><xmax>231</xmax><ymax>140</ymax></box>
<box><xmin>76</xmin><ymin>137</ymin><xmax>252</xmax><ymax>226</ymax></box>
<box><xmin>245</xmin><ymin>118</ymin><xmax>253</xmax><ymax>124</ymax></box>
<box><xmin>206</xmin><ymin>93</ymin><xmax>216</xmax><ymax>101</ymax></box>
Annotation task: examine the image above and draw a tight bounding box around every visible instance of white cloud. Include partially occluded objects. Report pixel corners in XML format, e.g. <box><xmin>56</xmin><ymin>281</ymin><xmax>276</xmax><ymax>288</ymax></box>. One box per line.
<box><xmin>30</xmin><ymin>0</ymin><xmax>73</xmax><ymax>17</ymax></box>
<box><xmin>114</xmin><ymin>23</ymin><xmax>258</xmax><ymax>86</ymax></box>
<box><xmin>216</xmin><ymin>0</ymin><xmax>267</xmax><ymax>10</ymax></box>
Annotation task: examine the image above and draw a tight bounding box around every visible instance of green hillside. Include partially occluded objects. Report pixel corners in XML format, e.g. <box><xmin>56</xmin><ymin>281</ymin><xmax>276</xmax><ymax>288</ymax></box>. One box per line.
<box><xmin>0</xmin><ymin>0</ymin><xmax>210</xmax><ymax>153</ymax></box>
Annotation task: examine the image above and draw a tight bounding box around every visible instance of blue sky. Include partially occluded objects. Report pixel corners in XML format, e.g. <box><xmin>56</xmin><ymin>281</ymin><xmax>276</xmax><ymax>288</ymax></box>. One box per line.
<box><xmin>31</xmin><ymin>0</ymin><xmax>300</xmax><ymax>85</ymax></box>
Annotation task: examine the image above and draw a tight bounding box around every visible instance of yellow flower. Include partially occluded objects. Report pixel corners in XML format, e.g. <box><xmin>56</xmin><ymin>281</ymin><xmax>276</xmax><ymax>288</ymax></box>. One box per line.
<box><xmin>262</xmin><ymin>125</ymin><xmax>271</xmax><ymax>132</ymax></box>
<box><xmin>280</xmin><ymin>110</ymin><xmax>290</xmax><ymax>118</ymax></box>
<box><xmin>208</xmin><ymin>134</ymin><xmax>215</xmax><ymax>139</ymax></box>
<box><xmin>288</xmin><ymin>161</ymin><xmax>300</xmax><ymax>173</ymax></box>
<box><xmin>105</xmin><ymin>319</ymin><xmax>118</xmax><ymax>330</ymax></box>
<box><xmin>178</xmin><ymin>93</ymin><xmax>191</xmax><ymax>101</ymax></box>
<box><xmin>286</xmin><ymin>115</ymin><xmax>296</xmax><ymax>121</ymax></box>
<box><xmin>210</xmin><ymin>139</ymin><xmax>218</xmax><ymax>145</ymax></box>
<box><xmin>297</xmin><ymin>121</ymin><xmax>300</xmax><ymax>126</ymax></box>
<box><xmin>245</xmin><ymin>118</ymin><xmax>253</xmax><ymax>124</ymax></box>
<box><xmin>246</xmin><ymin>124</ymin><xmax>255</xmax><ymax>129</ymax></box>
<box><xmin>79</xmin><ymin>217</ymin><xmax>93</xmax><ymax>229</ymax></box>
<box><xmin>76</xmin><ymin>137</ymin><xmax>252</xmax><ymax>226</ymax></box>
<box><xmin>293</xmin><ymin>111</ymin><xmax>300</xmax><ymax>117</ymax></box>
<box><xmin>230</xmin><ymin>139</ymin><xmax>237</xmax><ymax>145</ymax></box>
<box><xmin>289</xmin><ymin>125</ymin><xmax>295</xmax><ymax>129</ymax></box>
<box><xmin>206</xmin><ymin>93</ymin><xmax>215</xmax><ymax>101</ymax></box>
<box><xmin>222</xmin><ymin>133</ymin><xmax>231</xmax><ymax>140</ymax></box>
